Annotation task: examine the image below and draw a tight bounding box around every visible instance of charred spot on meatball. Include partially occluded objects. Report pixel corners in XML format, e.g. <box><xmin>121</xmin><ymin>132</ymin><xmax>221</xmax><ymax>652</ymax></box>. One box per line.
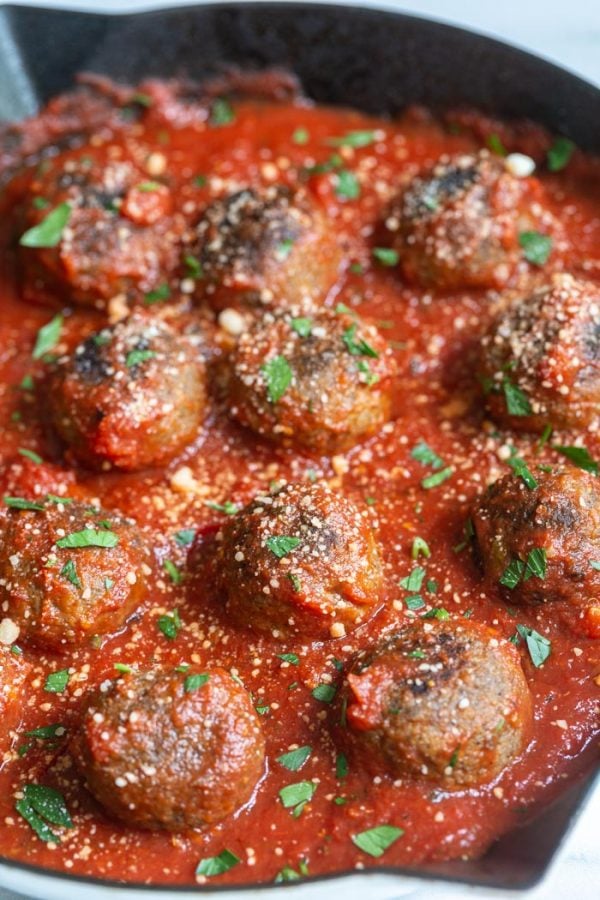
<box><xmin>48</xmin><ymin>312</ymin><xmax>206</xmax><ymax>471</ymax></box>
<box><xmin>0</xmin><ymin>646</ymin><xmax>30</xmax><ymax>752</ymax></box>
<box><xmin>0</xmin><ymin>499</ymin><xmax>151</xmax><ymax>650</ymax></box>
<box><xmin>18</xmin><ymin>147</ymin><xmax>183</xmax><ymax>309</ymax></box>
<box><xmin>196</xmin><ymin>186</ymin><xmax>342</xmax><ymax>310</ymax></box>
<box><xmin>386</xmin><ymin>151</ymin><xmax>554</xmax><ymax>290</ymax></box>
<box><xmin>480</xmin><ymin>274</ymin><xmax>600</xmax><ymax>432</ymax></box>
<box><xmin>227</xmin><ymin>308</ymin><xmax>397</xmax><ymax>455</ymax></box>
<box><xmin>344</xmin><ymin>619</ymin><xmax>532</xmax><ymax>786</ymax></box>
<box><xmin>210</xmin><ymin>481</ymin><xmax>383</xmax><ymax>640</ymax></box>
<box><xmin>472</xmin><ymin>468</ymin><xmax>600</xmax><ymax>625</ymax></box>
<box><xmin>71</xmin><ymin>668</ymin><xmax>265</xmax><ymax>831</ymax></box>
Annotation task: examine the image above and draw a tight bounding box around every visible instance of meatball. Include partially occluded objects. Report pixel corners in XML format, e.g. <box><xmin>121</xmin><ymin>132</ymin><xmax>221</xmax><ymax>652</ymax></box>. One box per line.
<box><xmin>227</xmin><ymin>308</ymin><xmax>397</xmax><ymax>454</ymax></box>
<box><xmin>0</xmin><ymin>646</ymin><xmax>29</xmax><ymax>753</ymax></box>
<box><xmin>387</xmin><ymin>151</ymin><xmax>553</xmax><ymax>290</ymax></box>
<box><xmin>345</xmin><ymin>620</ymin><xmax>532</xmax><ymax>786</ymax></box>
<box><xmin>18</xmin><ymin>147</ymin><xmax>183</xmax><ymax>309</ymax></box>
<box><xmin>472</xmin><ymin>468</ymin><xmax>600</xmax><ymax>615</ymax></box>
<box><xmin>0</xmin><ymin>499</ymin><xmax>151</xmax><ymax>650</ymax></box>
<box><xmin>195</xmin><ymin>186</ymin><xmax>342</xmax><ymax>310</ymax></box>
<box><xmin>48</xmin><ymin>312</ymin><xmax>206</xmax><ymax>471</ymax></box>
<box><xmin>211</xmin><ymin>482</ymin><xmax>383</xmax><ymax>640</ymax></box>
<box><xmin>480</xmin><ymin>274</ymin><xmax>600</xmax><ymax>432</ymax></box>
<box><xmin>71</xmin><ymin>668</ymin><xmax>265</xmax><ymax>831</ymax></box>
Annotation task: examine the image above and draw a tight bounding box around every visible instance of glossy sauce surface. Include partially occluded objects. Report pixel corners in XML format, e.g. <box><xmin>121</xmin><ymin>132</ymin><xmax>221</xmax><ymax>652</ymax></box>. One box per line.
<box><xmin>0</xmin><ymin>79</ymin><xmax>598</xmax><ymax>886</ymax></box>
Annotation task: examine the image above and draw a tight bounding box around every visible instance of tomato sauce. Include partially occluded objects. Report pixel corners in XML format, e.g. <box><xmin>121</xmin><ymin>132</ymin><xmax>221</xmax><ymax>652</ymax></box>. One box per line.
<box><xmin>0</xmin><ymin>77</ymin><xmax>598</xmax><ymax>887</ymax></box>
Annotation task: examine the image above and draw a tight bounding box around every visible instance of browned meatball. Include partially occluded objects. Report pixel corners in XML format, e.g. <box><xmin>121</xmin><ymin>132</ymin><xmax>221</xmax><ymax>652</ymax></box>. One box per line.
<box><xmin>18</xmin><ymin>146</ymin><xmax>183</xmax><ymax>309</ymax></box>
<box><xmin>344</xmin><ymin>620</ymin><xmax>532</xmax><ymax>786</ymax></box>
<box><xmin>0</xmin><ymin>499</ymin><xmax>151</xmax><ymax>650</ymax></box>
<box><xmin>48</xmin><ymin>312</ymin><xmax>206</xmax><ymax>471</ymax></box>
<box><xmin>472</xmin><ymin>468</ymin><xmax>600</xmax><ymax>618</ymax></box>
<box><xmin>211</xmin><ymin>482</ymin><xmax>383</xmax><ymax>640</ymax></box>
<box><xmin>0</xmin><ymin>646</ymin><xmax>30</xmax><ymax>752</ymax></box>
<box><xmin>195</xmin><ymin>186</ymin><xmax>343</xmax><ymax>310</ymax></box>
<box><xmin>480</xmin><ymin>274</ymin><xmax>600</xmax><ymax>432</ymax></box>
<box><xmin>227</xmin><ymin>308</ymin><xmax>397</xmax><ymax>455</ymax></box>
<box><xmin>386</xmin><ymin>151</ymin><xmax>553</xmax><ymax>290</ymax></box>
<box><xmin>71</xmin><ymin>668</ymin><xmax>265</xmax><ymax>831</ymax></box>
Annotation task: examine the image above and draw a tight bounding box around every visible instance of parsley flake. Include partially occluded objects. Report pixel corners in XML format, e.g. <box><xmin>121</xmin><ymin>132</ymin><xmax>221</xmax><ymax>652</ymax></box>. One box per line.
<box><xmin>184</xmin><ymin>673</ymin><xmax>209</xmax><ymax>693</ymax></box>
<box><xmin>279</xmin><ymin>781</ymin><xmax>316</xmax><ymax>817</ymax></box>
<box><xmin>196</xmin><ymin>849</ymin><xmax>240</xmax><ymax>877</ymax></box>
<box><xmin>16</xmin><ymin>784</ymin><xmax>73</xmax><ymax>843</ymax></box>
<box><xmin>261</xmin><ymin>355</ymin><xmax>293</xmax><ymax>403</ymax></box>
<box><xmin>56</xmin><ymin>528</ymin><xmax>118</xmax><ymax>549</ymax></box>
<box><xmin>44</xmin><ymin>669</ymin><xmax>69</xmax><ymax>693</ymax></box>
<box><xmin>157</xmin><ymin>609</ymin><xmax>181</xmax><ymax>640</ymax></box>
<box><xmin>547</xmin><ymin>137</ymin><xmax>575</xmax><ymax>172</ymax></box>
<box><xmin>553</xmin><ymin>444</ymin><xmax>598</xmax><ymax>475</ymax></box>
<box><xmin>277</xmin><ymin>745</ymin><xmax>312</xmax><ymax>771</ymax></box>
<box><xmin>352</xmin><ymin>825</ymin><xmax>404</xmax><ymax>857</ymax></box>
<box><xmin>519</xmin><ymin>231</ymin><xmax>552</xmax><ymax>266</ymax></box>
<box><xmin>516</xmin><ymin>624</ymin><xmax>551</xmax><ymax>667</ymax></box>
<box><xmin>20</xmin><ymin>203</ymin><xmax>71</xmax><ymax>248</ymax></box>
<box><xmin>266</xmin><ymin>535</ymin><xmax>301</xmax><ymax>558</ymax></box>
<box><xmin>372</xmin><ymin>247</ymin><xmax>399</xmax><ymax>267</ymax></box>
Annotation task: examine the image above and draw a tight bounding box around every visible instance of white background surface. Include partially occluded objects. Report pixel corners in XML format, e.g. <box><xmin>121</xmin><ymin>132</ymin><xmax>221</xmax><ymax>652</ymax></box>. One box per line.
<box><xmin>0</xmin><ymin>2</ymin><xmax>598</xmax><ymax>899</ymax></box>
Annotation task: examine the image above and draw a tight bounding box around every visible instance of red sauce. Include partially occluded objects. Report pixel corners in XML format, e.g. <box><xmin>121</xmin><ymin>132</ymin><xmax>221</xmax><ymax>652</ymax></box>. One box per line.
<box><xmin>0</xmin><ymin>77</ymin><xmax>598</xmax><ymax>887</ymax></box>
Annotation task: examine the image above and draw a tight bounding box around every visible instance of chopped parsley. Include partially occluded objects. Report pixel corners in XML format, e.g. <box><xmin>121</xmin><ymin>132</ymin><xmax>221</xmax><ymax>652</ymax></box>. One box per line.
<box><xmin>547</xmin><ymin>137</ymin><xmax>574</xmax><ymax>172</ymax></box>
<box><xmin>20</xmin><ymin>203</ymin><xmax>71</xmax><ymax>248</ymax></box>
<box><xmin>336</xmin><ymin>752</ymin><xmax>349</xmax><ymax>778</ymax></box>
<box><xmin>335</xmin><ymin>169</ymin><xmax>361</xmax><ymax>200</ymax></box>
<box><xmin>274</xmin><ymin>860</ymin><xmax>309</xmax><ymax>882</ymax></box>
<box><xmin>174</xmin><ymin>528</ymin><xmax>196</xmax><ymax>546</ymax></box>
<box><xmin>184</xmin><ymin>254</ymin><xmax>203</xmax><ymax>279</ymax></box>
<box><xmin>405</xmin><ymin>594</ymin><xmax>425</xmax><ymax>611</ymax></box>
<box><xmin>519</xmin><ymin>231</ymin><xmax>552</xmax><ymax>266</ymax></box>
<box><xmin>60</xmin><ymin>559</ymin><xmax>81</xmax><ymax>589</ymax></box>
<box><xmin>292</xmin><ymin>127</ymin><xmax>310</xmax><ymax>145</ymax></box>
<box><xmin>163</xmin><ymin>559</ymin><xmax>183</xmax><ymax>585</ymax></box>
<box><xmin>157</xmin><ymin>609</ymin><xmax>181</xmax><ymax>640</ymax></box>
<box><xmin>372</xmin><ymin>247</ymin><xmax>399</xmax><ymax>267</ymax></box>
<box><xmin>400</xmin><ymin>566</ymin><xmax>425</xmax><ymax>592</ymax></box>
<box><xmin>411</xmin><ymin>440</ymin><xmax>444</xmax><ymax>469</ymax></box>
<box><xmin>507</xmin><ymin>451</ymin><xmax>538</xmax><ymax>489</ymax></box>
<box><xmin>32</xmin><ymin>314</ymin><xmax>63</xmax><ymax>360</ymax></box>
<box><xmin>342</xmin><ymin>323</ymin><xmax>379</xmax><ymax>358</ymax></box>
<box><xmin>279</xmin><ymin>781</ymin><xmax>316</xmax><ymax>817</ymax></box>
<box><xmin>290</xmin><ymin>317</ymin><xmax>313</xmax><ymax>338</ymax></box>
<box><xmin>486</xmin><ymin>133</ymin><xmax>507</xmax><ymax>156</ymax></box>
<box><xmin>500</xmin><ymin>548</ymin><xmax>547</xmax><ymax>588</ymax></box>
<box><xmin>184</xmin><ymin>673</ymin><xmax>209</xmax><ymax>693</ymax></box>
<box><xmin>44</xmin><ymin>669</ymin><xmax>69</xmax><ymax>693</ymax></box>
<box><xmin>196</xmin><ymin>849</ymin><xmax>240</xmax><ymax>877</ymax></box>
<box><xmin>261</xmin><ymin>355</ymin><xmax>293</xmax><ymax>403</ymax></box>
<box><xmin>352</xmin><ymin>824</ymin><xmax>404</xmax><ymax>857</ymax></box>
<box><xmin>311</xmin><ymin>683</ymin><xmax>336</xmax><ymax>703</ymax></box>
<box><xmin>209</xmin><ymin>98</ymin><xmax>235</xmax><ymax>126</ymax></box>
<box><xmin>421</xmin><ymin>467</ymin><xmax>453</xmax><ymax>490</ymax></box>
<box><xmin>422</xmin><ymin>607</ymin><xmax>450</xmax><ymax>621</ymax></box>
<box><xmin>15</xmin><ymin>784</ymin><xmax>73</xmax><ymax>843</ymax></box>
<box><xmin>503</xmin><ymin>377</ymin><xmax>533</xmax><ymax>417</ymax></box>
<box><xmin>515</xmin><ymin>624</ymin><xmax>551</xmax><ymax>667</ymax></box>
<box><xmin>266</xmin><ymin>535</ymin><xmax>301</xmax><ymax>558</ymax></box>
<box><xmin>328</xmin><ymin>130</ymin><xmax>377</xmax><ymax>148</ymax></box>
<box><xmin>144</xmin><ymin>283</ymin><xmax>171</xmax><ymax>305</ymax></box>
<box><xmin>278</xmin><ymin>652</ymin><xmax>299</xmax><ymax>665</ymax></box>
<box><xmin>125</xmin><ymin>348</ymin><xmax>156</xmax><ymax>368</ymax></box>
<box><xmin>277</xmin><ymin>745</ymin><xmax>312</xmax><ymax>771</ymax></box>
<box><xmin>4</xmin><ymin>496</ymin><xmax>44</xmax><ymax>511</ymax></box>
<box><xmin>205</xmin><ymin>500</ymin><xmax>239</xmax><ymax>516</ymax></box>
<box><xmin>553</xmin><ymin>444</ymin><xmax>598</xmax><ymax>475</ymax></box>
<box><xmin>288</xmin><ymin>572</ymin><xmax>302</xmax><ymax>592</ymax></box>
<box><xmin>411</xmin><ymin>537</ymin><xmax>431</xmax><ymax>559</ymax></box>
<box><xmin>18</xmin><ymin>448</ymin><xmax>43</xmax><ymax>464</ymax></box>
<box><xmin>56</xmin><ymin>528</ymin><xmax>118</xmax><ymax>549</ymax></box>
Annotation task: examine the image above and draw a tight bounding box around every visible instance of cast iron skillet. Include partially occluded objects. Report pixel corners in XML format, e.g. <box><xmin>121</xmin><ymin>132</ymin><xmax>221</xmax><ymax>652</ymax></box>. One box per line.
<box><xmin>0</xmin><ymin>2</ymin><xmax>598</xmax><ymax>895</ymax></box>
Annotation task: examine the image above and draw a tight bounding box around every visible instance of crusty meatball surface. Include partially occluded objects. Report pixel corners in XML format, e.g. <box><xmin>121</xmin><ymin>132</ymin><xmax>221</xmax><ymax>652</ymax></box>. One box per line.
<box><xmin>0</xmin><ymin>499</ymin><xmax>150</xmax><ymax>650</ymax></box>
<box><xmin>0</xmin><ymin>646</ymin><xmax>30</xmax><ymax>752</ymax></box>
<box><xmin>210</xmin><ymin>482</ymin><xmax>383</xmax><ymax>640</ymax></box>
<box><xmin>344</xmin><ymin>620</ymin><xmax>532</xmax><ymax>786</ymax></box>
<box><xmin>18</xmin><ymin>146</ymin><xmax>183</xmax><ymax>309</ymax></box>
<box><xmin>196</xmin><ymin>186</ymin><xmax>343</xmax><ymax>310</ymax></box>
<box><xmin>387</xmin><ymin>151</ymin><xmax>553</xmax><ymax>290</ymax></box>
<box><xmin>71</xmin><ymin>668</ymin><xmax>265</xmax><ymax>831</ymax></box>
<box><xmin>48</xmin><ymin>312</ymin><xmax>206</xmax><ymax>471</ymax></box>
<box><xmin>227</xmin><ymin>308</ymin><xmax>397</xmax><ymax>455</ymax></box>
<box><xmin>472</xmin><ymin>468</ymin><xmax>600</xmax><ymax>618</ymax></box>
<box><xmin>479</xmin><ymin>274</ymin><xmax>600</xmax><ymax>432</ymax></box>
